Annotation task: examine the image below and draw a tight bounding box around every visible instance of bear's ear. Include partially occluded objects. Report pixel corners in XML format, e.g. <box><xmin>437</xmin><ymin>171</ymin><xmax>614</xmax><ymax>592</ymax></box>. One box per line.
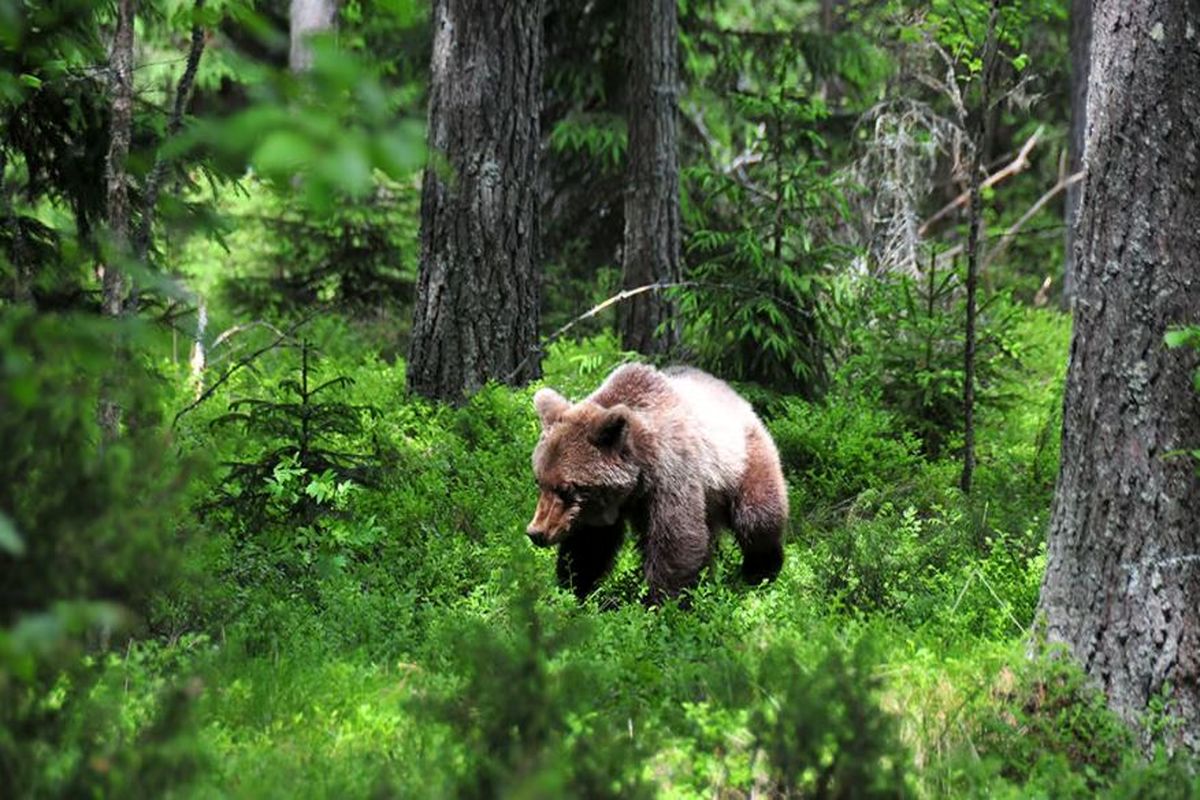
<box><xmin>591</xmin><ymin>404</ymin><xmax>631</xmax><ymax>450</ymax></box>
<box><xmin>534</xmin><ymin>388</ymin><xmax>570</xmax><ymax>428</ymax></box>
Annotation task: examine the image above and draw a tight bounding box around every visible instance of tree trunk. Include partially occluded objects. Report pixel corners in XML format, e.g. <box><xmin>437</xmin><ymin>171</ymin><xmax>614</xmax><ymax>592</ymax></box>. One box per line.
<box><xmin>406</xmin><ymin>0</ymin><xmax>544</xmax><ymax>402</ymax></box>
<box><xmin>103</xmin><ymin>0</ymin><xmax>134</xmax><ymax>318</ymax></box>
<box><xmin>289</xmin><ymin>0</ymin><xmax>337</xmax><ymax>72</ymax></box>
<box><xmin>137</xmin><ymin>0</ymin><xmax>207</xmax><ymax>265</ymax></box>
<box><xmin>99</xmin><ymin>0</ymin><xmax>136</xmax><ymax>440</ymax></box>
<box><xmin>1060</xmin><ymin>0</ymin><xmax>1090</xmax><ymax>309</ymax></box>
<box><xmin>618</xmin><ymin>0</ymin><xmax>680</xmax><ymax>356</ymax></box>
<box><xmin>1038</xmin><ymin>0</ymin><xmax>1200</xmax><ymax>750</ymax></box>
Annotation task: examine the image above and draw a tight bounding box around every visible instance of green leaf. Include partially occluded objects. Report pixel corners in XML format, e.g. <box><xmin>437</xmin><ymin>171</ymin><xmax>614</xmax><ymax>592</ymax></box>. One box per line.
<box><xmin>1164</xmin><ymin>328</ymin><xmax>1197</xmax><ymax>349</ymax></box>
<box><xmin>0</xmin><ymin>512</ymin><xmax>25</xmax><ymax>557</ymax></box>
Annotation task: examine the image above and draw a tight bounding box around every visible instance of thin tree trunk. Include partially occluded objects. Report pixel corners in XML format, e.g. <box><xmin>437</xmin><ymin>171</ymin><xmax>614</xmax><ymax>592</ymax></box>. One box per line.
<box><xmin>0</xmin><ymin>150</ymin><xmax>31</xmax><ymax>303</ymax></box>
<box><xmin>618</xmin><ymin>0</ymin><xmax>680</xmax><ymax>356</ymax></box>
<box><xmin>1039</xmin><ymin>0</ymin><xmax>1200</xmax><ymax>750</ymax></box>
<box><xmin>289</xmin><ymin>0</ymin><xmax>337</xmax><ymax>73</ymax></box>
<box><xmin>1060</xmin><ymin>0</ymin><xmax>1090</xmax><ymax>309</ymax></box>
<box><xmin>99</xmin><ymin>0</ymin><xmax>136</xmax><ymax>439</ymax></box>
<box><xmin>103</xmin><ymin>0</ymin><xmax>135</xmax><ymax>317</ymax></box>
<box><xmin>961</xmin><ymin>6</ymin><xmax>998</xmax><ymax>496</ymax></box>
<box><xmin>136</xmin><ymin>0</ymin><xmax>207</xmax><ymax>265</ymax></box>
<box><xmin>407</xmin><ymin>0</ymin><xmax>544</xmax><ymax>402</ymax></box>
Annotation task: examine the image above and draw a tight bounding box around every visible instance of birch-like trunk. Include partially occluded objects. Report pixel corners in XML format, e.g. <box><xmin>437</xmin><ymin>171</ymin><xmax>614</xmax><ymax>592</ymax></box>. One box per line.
<box><xmin>289</xmin><ymin>0</ymin><xmax>337</xmax><ymax>73</ymax></box>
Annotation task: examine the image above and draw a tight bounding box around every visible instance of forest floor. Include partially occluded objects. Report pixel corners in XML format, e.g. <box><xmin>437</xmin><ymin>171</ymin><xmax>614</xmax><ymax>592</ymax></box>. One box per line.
<box><xmin>50</xmin><ymin>223</ymin><xmax>1198</xmax><ymax>797</ymax></box>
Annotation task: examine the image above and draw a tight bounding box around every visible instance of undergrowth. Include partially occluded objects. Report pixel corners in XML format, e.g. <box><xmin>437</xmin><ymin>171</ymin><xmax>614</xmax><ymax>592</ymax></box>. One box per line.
<box><xmin>6</xmin><ymin>304</ymin><xmax>1197</xmax><ymax>798</ymax></box>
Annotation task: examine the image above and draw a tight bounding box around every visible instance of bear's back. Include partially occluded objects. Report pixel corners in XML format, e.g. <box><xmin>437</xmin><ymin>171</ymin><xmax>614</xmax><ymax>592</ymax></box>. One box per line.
<box><xmin>590</xmin><ymin>364</ymin><xmax>757</xmax><ymax>491</ymax></box>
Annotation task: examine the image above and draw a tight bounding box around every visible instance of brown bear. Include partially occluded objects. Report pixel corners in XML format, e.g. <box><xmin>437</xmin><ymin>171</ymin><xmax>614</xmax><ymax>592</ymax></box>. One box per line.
<box><xmin>526</xmin><ymin>363</ymin><xmax>788</xmax><ymax>604</ymax></box>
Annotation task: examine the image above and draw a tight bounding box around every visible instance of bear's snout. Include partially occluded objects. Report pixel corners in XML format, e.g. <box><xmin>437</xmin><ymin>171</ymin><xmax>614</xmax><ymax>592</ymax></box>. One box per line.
<box><xmin>526</xmin><ymin>526</ymin><xmax>552</xmax><ymax>547</ymax></box>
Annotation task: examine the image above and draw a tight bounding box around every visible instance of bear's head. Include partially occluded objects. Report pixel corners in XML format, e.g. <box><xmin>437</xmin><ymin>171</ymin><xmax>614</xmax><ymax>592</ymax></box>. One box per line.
<box><xmin>526</xmin><ymin>387</ymin><xmax>643</xmax><ymax>547</ymax></box>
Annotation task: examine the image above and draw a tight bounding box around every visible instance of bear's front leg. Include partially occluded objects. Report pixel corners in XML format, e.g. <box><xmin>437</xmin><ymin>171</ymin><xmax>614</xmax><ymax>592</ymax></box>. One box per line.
<box><xmin>641</xmin><ymin>497</ymin><xmax>711</xmax><ymax>606</ymax></box>
<box><xmin>556</xmin><ymin>523</ymin><xmax>625</xmax><ymax>600</ymax></box>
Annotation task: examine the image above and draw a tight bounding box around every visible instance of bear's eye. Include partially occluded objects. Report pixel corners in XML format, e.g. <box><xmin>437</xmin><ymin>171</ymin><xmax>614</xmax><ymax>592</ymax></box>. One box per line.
<box><xmin>555</xmin><ymin>485</ymin><xmax>576</xmax><ymax>504</ymax></box>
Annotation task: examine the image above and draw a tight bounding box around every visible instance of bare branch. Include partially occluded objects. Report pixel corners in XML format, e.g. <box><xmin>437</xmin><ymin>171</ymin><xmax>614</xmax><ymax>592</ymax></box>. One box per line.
<box><xmin>172</xmin><ymin>316</ymin><xmax>310</xmax><ymax>429</ymax></box>
<box><xmin>919</xmin><ymin>127</ymin><xmax>1043</xmax><ymax>237</ymax></box>
<box><xmin>981</xmin><ymin>170</ymin><xmax>1084</xmax><ymax>271</ymax></box>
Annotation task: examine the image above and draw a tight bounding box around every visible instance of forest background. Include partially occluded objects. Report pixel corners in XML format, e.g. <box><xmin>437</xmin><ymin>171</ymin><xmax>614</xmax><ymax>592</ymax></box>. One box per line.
<box><xmin>2</xmin><ymin>0</ymin><xmax>1199</xmax><ymax>796</ymax></box>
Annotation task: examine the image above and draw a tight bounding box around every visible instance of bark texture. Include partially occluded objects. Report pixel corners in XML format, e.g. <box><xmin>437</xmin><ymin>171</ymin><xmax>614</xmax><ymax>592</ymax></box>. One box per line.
<box><xmin>289</xmin><ymin>0</ymin><xmax>337</xmax><ymax>73</ymax></box>
<box><xmin>103</xmin><ymin>0</ymin><xmax>135</xmax><ymax>318</ymax></box>
<box><xmin>407</xmin><ymin>0</ymin><xmax>544</xmax><ymax>402</ymax></box>
<box><xmin>1061</xmin><ymin>0</ymin><xmax>1090</xmax><ymax>308</ymax></box>
<box><xmin>619</xmin><ymin>0</ymin><xmax>680</xmax><ymax>356</ymax></box>
<box><xmin>99</xmin><ymin>0</ymin><xmax>136</xmax><ymax>440</ymax></box>
<box><xmin>1039</xmin><ymin>0</ymin><xmax>1200</xmax><ymax>749</ymax></box>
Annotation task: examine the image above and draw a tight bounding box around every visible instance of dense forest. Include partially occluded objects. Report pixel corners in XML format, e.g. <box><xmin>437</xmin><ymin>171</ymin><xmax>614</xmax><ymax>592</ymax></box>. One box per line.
<box><xmin>2</xmin><ymin>0</ymin><xmax>1199</xmax><ymax>796</ymax></box>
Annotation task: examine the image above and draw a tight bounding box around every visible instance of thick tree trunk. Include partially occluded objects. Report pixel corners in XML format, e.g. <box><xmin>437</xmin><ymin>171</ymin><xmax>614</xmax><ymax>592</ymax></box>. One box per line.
<box><xmin>289</xmin><ymin>0</ymin><xmax>337</xmax><ymax>73</ymax></box>
<box><xmin>618</xmin><ymin>0</ymin><xmax>680</xmax><ymax>356</ymax></box>
<box><xmin>1039</xmin><ymin>0</ymin><xmax>1200</xmax><ymax>750</ymax></box>
<box><xmin>1060</xmin><ymin>0</ymin><xmax>1090</xmax><ymax>309</ymax></box>
<box><xmin>407</xmin><ymin>0</ymin><xmax>544</xmax><ymax>402</ymax></box>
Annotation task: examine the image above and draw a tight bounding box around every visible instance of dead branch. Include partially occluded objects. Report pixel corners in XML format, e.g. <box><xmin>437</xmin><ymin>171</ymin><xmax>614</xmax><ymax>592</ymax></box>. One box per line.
<box><xmin>210</xmin><ymin>320</ymin><xmax>290</xmax><ymax>354</ymax></box>
<box><xmin>981</xmin><ymin>170</ymin><xmax>1084</xmax><ymax>271</ymax></box>
<box><xmin>172</xmin><ymin>315</ymin><xmax>310</xmax><ymax>429</ymax></box>
<box><xmin>919</xmin><ymin>126</ymin><xmax>1043</xmax><ymax>237</ymax></box>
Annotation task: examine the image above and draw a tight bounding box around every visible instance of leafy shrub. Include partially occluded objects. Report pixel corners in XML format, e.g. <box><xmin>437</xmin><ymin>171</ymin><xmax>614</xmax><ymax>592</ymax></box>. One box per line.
<box><xmin>768</xmin><ymin>393</ymin><xmax>924</xmax><ymax>517</ymax></box>
<box><xmin>414</xmin><ymin>583</ymin><xmax>653</xmax><ymax>799</ymax></box>
<box><xmin>973</xmin><ymin>651</ymin><xmax>1137</xmax><ymax>791</ymax></box>
<box><xmin>0</xmin><ymin>310</ymin><xmax>197</xmax><ymax>621</ymax></box>
<box><xmin>753</xmin><ymin>635</ymin><xmax>912</xmax><ymax>798</ymax></box>
<box><xmin>0</xmin><ymin>309</ymin><xmax>204</xmax><ymax>796</ymax></box>
<box><xmin>220</xmin><ymin>182</ymin><xmax>420</xmax><ymax>321</ymax></box>
<box><xmin>809</xmin><ymin>500</ymin><xmax>966</xmax><ymax>617</ymax></box>
<box><xmin>210</xmin><ymin>340</ymin><xmax>382</xmax><ymax>527</ymax></box>
<box><xmin>845</xmin><ymin>268</ymin><xmax>1024</xmax><ymax>457</ymax></box>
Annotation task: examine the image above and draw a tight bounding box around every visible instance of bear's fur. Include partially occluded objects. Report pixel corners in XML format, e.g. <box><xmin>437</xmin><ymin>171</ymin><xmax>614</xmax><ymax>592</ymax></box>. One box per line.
<box><xmin>527</xmin><ymin>363</ymin><xmax>788</xmax><ymax>604</ymax></box>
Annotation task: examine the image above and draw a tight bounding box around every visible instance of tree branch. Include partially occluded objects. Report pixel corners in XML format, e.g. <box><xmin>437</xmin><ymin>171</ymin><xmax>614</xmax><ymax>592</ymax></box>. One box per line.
<box><xmin>172</xmin><ymin>316</ymin><xmax>310</xmax><ymax>429</ymax></box>
<box><xmin>134</xmin><ymin>0</ymin><xmax>208</xmax><ymax>265</ymax></box>
<box><xmin>981</xmin><ymin>170</ymin><xmax>1084</xmax><ymax>271</ymax></box>
<box><xmin>919</xmin><ymin>126</ymin><xmax>1043</xmax><ymax>238</ymax></box>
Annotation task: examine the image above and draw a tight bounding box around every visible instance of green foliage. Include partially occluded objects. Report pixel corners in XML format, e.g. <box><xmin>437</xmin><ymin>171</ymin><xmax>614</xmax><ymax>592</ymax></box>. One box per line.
<box><xmin>0</xmin><ymin>307</ymin><xmax>205</xmax><ymax>797</ymax></box>
<box><xmin>845</xmin><ymin>267</ymin><xmax>1025</xmax><ymax>457</ymax></box>
<box><xmin>549</xmin><ymin>112</ymin><xmax>627</xmax><ymax>174</ymax></box>
<box><xmin>0</xmin><ymin>309</ymin><xmax>196</xmax><ymax>621</ymax></box>
<box><xmin>753</xmin><ymin>636</ymin><xmax>912</xmax><ymax>798</ymax></box>
<box><xmin>769</xmin><ymin>393</ymin><xmax>924</xmax><ymax>514</ymax></box>
<box><xmin>203</xmin><ymin>341</ymin><xmax>385</xmax><ymax>604</ymax></box>
<box><xmin>220</xmin><ymin>180</ymin><xmax>420</xmax><ymax>323</ymax></box>
<box><xmin>972</xmin><ymin>651</ymin><xmax>1137</xmax><ymax>792</ymax></box>
<box><xmin>682</xmin><ymin>67</ymin><xmax>848</xmax><ymax>396</ymax></box>
<box><xmin>171</xmin><ymin>29</ymin><xmax>424</xmax><ymax>213</ymax></box>
<box><xmin>415</xmin><ymin>584</ymin><xmax>653</xmax><ymax>799</ymax></box>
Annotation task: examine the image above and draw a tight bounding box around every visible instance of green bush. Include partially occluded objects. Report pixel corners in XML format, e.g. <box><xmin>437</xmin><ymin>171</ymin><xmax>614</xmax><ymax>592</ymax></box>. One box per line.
<box><xmin>768</xmin><ymin>393</ymin><xmax>925</xmax><ymax>517</ymax></box>
<box><xmin>752</xmin><ymin>635</ymin><xmax>912</xmax><ymax>798</ymax></box>
<box><xmin>844</xmin><ymin>270</ymin><xmax>1024</xmax><ymax>458</ymax></box>
<box><xmin>0</xmin><ymin>309</ymin><xmax>205</xmax><ymax>796</ymax></box>
<box><xmin>413</xmin><ymin>582</ymin><xmax>653</xmax><ymax>799</ymax></box>
<box><xmin>972</xmin><ymin>651</ymin><xmax>1137</xmax><ymax>792</ymax></box>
